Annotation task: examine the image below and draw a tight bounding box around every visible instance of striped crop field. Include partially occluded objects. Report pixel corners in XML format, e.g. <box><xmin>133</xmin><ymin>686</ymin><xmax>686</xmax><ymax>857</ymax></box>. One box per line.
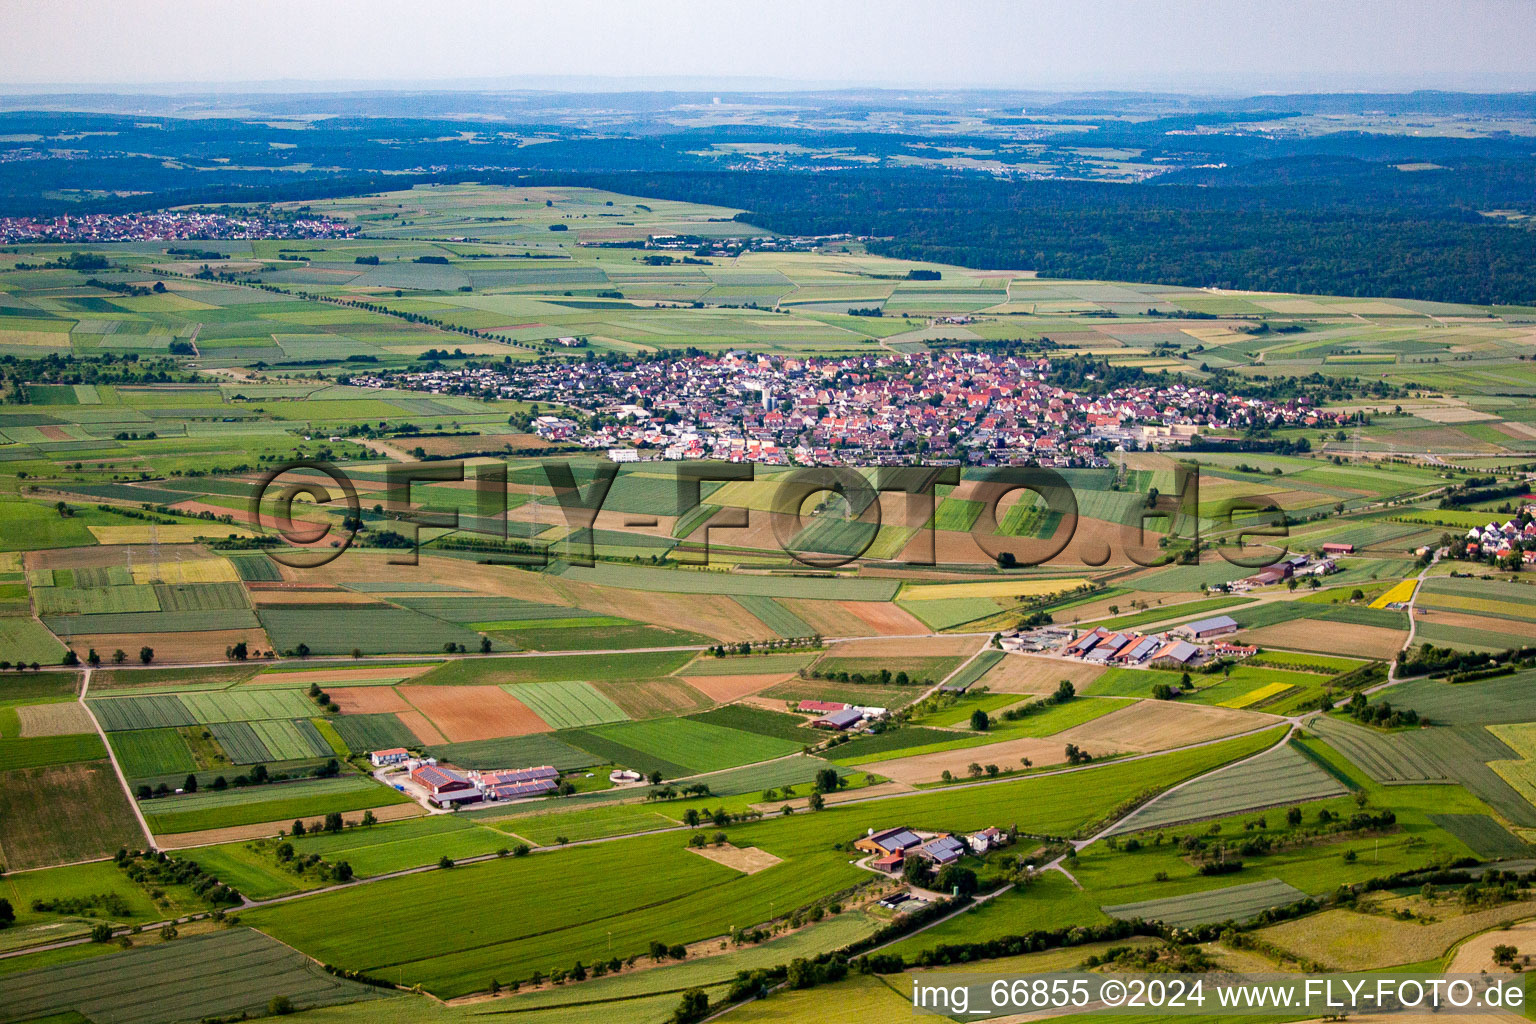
<box><xmin>1103</xmin><ymin>878</ymin><xmax>1308</xmax><ymax>928</ymax></box>
<box><xmin>89</xmin><ymin>694</ymin><xmax>198</xmax><ymax>732</ymax></box>
<box><xmin>178</xmin><ymin>689</ymin><xmax>318</xmax><ymax>724</ymax></box>
<box><xmin>208</xmin><ymin>719</ymin><xmax>331</xmax><ymax>763</ymax></box>
<box><xmin>503</xmin><ymin>680</ymin><xmax>629</xmax><ymax>730</ymax></box>
<box><xmin>0</xmin><ymin>927</ymin><xmax>389</xmax><ymax>1024</ymax></box>
<box><xmin>1111</xmin><ymin>742</ymin><xmax>1348</xmax><ymax>834</ymax></box>
<box><xmin>1307</xmin><ymin>717</ymin><xmax>1448</xmax><ymax>782</ymax></box>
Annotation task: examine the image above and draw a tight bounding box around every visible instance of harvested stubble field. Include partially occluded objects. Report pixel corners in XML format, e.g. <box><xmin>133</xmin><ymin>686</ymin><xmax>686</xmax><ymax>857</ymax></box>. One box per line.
<box><xmin>396</xmin><ymin>685</ymin><xmax>546</xmax><ymax>742</ymax></box>
<box><xmin>680</xmin><ymin>672</ymin><xmax>795</xmax><ymax>703</ymax></box>
<box><xmin>865</xmin><ymin>699</ymin><xmax>1269</xmax><ymax>784</ymax></box>
<box><xmin>976</xmin><ymin>654</ymin><xmax>1105</xmax><ymax>693</ymax></box>
<box><xmin>71</xmin><ymin>627</ymin><xmax>273</xmax><ymax>665</ymax></box>
<box><xmin>1236</xmin><ymin>618</ymin><xmax>1406</xmax><ymax>659</ymax></box>
<box><xmin>1257</xmin><ymin>897</ymin><xmax>1536</xmax><ymax>971</ymax></box>
<box><xmin>14</xmin><ymin>701</ymin><xmax>94</xmax><ymax>736</ymax></box>
<box><xmin>1111</xmin><ymin>742</ymin><xmax>1347</xmax><ymax>834</ymax></box>
<box><xmin>588</xmin><ymin>677</ymin><xmax>712</xmax><ymax>719</ymax></box>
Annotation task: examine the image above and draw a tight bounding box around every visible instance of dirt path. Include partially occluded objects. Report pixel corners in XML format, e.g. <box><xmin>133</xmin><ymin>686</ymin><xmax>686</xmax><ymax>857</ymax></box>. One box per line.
<box><xmin>77</xmin><ymin>667</ymin><xmax>155</xmax><ymax>848</ymax></box>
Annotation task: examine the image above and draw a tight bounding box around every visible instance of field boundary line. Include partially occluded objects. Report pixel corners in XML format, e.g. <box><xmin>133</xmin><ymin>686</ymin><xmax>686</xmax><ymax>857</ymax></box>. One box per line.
<box><xmin>77</xmin><ymin>666</ymin><xmax>155</xmax><ymax>848</ymax></box>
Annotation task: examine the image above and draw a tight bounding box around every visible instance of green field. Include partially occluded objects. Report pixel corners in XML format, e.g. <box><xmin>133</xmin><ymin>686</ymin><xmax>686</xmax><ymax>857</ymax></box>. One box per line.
<box><xmin>0</xmin><ymin>733</ymin><xmax>107</xmax><ymax>769</ymax></box>
<box><xmin>257</xmin><ymin>607</ymin><xmax>490</xmax><ymax>656</ymax></box>
<box><xmin>177</xmin><ymin>688</ymin><xmax>318</xmax><ymax>723</ymax></box>
<box><xmin>684</xmin><ymin>703</ymin><xmax>816</xmax><ymax>742</ymax></box>
<box><xmin>424</xmin><ymin>734</ymin><xmax>602</xmax><ymax>771</ymax></box>
<box><xmin>0</xmin><ymin>761</ymin><xmax>144</xmax><ymax>870</ymax></box>
<box><xmin>502</xmin><ymin>679</ymin><xmax>628</xmax><ymax>729</ymax></box>
<box><xmin>566</xmin><ymin>717</ymin><xmax>803</xmax><ymax>776</ymax></box>
<box><xmin>108</xmin><ymin>727</ymin><xmax>196</xmax><ymax>778</ymax></box>
<box><xmin>141</xmin><ymin>774</ymin><xmax>411</xmax><ymax>834</ymax></box>
<box><xmin>0</xmin><ymin>617</ymin><xmax>68</xmax><ymax>664</ymax></box>
<box><xmin>331</xmin><ymin>712</ymin><xmax>419</xmax><ymax>753</ymax></box>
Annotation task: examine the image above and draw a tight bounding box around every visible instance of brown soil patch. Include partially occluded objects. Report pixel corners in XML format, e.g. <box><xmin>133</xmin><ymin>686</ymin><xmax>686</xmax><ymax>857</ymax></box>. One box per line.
<box><xmin>867</xmin><ymin>699</ymin><xmax>1269</xmax><ymax>784</ymax></box>
<box><xmin>29</xmin><ymin>543</ymin><xmax>215</xmax><ymax>571</ymax></box>
<box><xmin>1446</xmin><ymin>916</ymin><xmax>1536</xmax><ymax>974</ymax></box>
<box><xmin>1237</xmin><ymin>619</ymin><xmax>1407</xmax><ymax>660</ymax></box>
<box><xmin>871</xmin><ymin>736</ymin><xmax>1114</xmax><ymax>784</ymax></box>
<box><xmin>680</xmin><ymin>673</ymin><xmax>794</xmax><ymax>703</ymax></box>
<box><xmin>16</xmin><ymin>702</ymin><xmax>94</xmax><ymax>736</ymax></box>
<box><xmin>69</xmin><ymin>628</ymin><xmax>273</xmax><ymax>665</ymax></box>
<box><xmin>287</xmin><ymin>552</ymin><xmax>571</xmax><ymax>604</ymax></box>
<box><xmin>1066</xmin><ymin>700</ymin><xmax>1270</xmax><ymax>749</ymax></box>
<box><xmin>686</xmin><ymin>844</ymin><xmax>783</xmax><ymax>874</ymax></box>
<box><xmin>155</xmin><ymin>801</ymin><xmax>423</xmax><ymax>848</ymax></box>
<box><xmin>829</xmin><ymin>635</ymin><xmax>983</xmax><ymax>659</ymax></box>
<box><xmin>168</xmin><ymin>499</ymin><xmax>267</xmax><ymax>526</ymax></box>
<box><xmin>981</xmin><ymin>655</ymin><xmax>1105</xmax><ymax>694</ymax></box>
<box><xmin>328</xmin><ymin>686</ymin><xmax>413</xmax><ymax>714</ymax></box>
<box><xmin>409</xmin><ymin>433</ymin><xmax>555</xmax><ymax>457</ymax></box>
<box><xmin>395</xmin><ymin>710</ymin><xmax>449</xmax><ymax>745</ymax></box>
<box><xmin>37</xmin><ymin>425</ymin><xmax>71</xmax><ymax>440</ymax></box>
<box><xmin>777</xmin><ymin>598</ymin><xmax>877</xmax><ymax>637</ymax></box>
<box><xmin>835</xmin><ymin>600</ymin><xmax>929</xmax><ymax>635</ymax></box>
<box><xmin>552</xmin><ymin>579</ymin><xmax>765</xmax><ymax>642</ymax></box>
<box><xmin>397</xmin><ymin>684</ymin><xmax>547</xmax><ymax>742</ymax></box>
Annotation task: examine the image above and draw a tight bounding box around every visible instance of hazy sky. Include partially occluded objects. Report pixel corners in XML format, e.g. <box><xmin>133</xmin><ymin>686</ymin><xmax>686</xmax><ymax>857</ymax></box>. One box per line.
<box><xmin>2</xmin><ymin>0</ymin><xmax>1533</xmax><ymax>93</ymax></box>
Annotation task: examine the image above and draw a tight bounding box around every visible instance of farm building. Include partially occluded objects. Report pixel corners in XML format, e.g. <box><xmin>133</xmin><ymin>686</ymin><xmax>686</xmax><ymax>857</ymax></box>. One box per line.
<box><xmin>968</xmin><ymin>827</ymin><xmax>1006</xmax><ymax>854</ymax></box>
<box><xmin>916</xmin><ymin>835</ymin><xmax>966</xmax><ymax>866</ymax></box>
<box><xmin>480</xmin><ymin>766</ymin><xmax>558</xmax><ymax>786</ymax></box>
<box><xmin>1065</xmin><ymin>627</ymin><xmax>1112</xmax><ymax>656</ymax></box>
<box><xmin>487</xmin><ymin>779</ymin><xmax>556</xmax><ymax>800</ymax></box>
<box><xmin>1322</xmin><ymin>542</ymin><xmax>1355</xmax><ymax>555</ymax></box>
<box><xmin>1150</xmin><ymin>639</ymin><xmax>1203</xmax><ymax>666</ymax></box>
<box><xmin>814</xmin><ymin>707</ymin><xmax>864</xmax><ymax>730</ymax></box>
<box><xmin>1116</xmin><ymin>636</ymin><xmax>1163</xmax><ymax>665</ymax></box>
<box><xmin>411</xmin><ymin>765</ymin><xmax>481</xmax><ymax>806</ymax></box>
<box><xmin>855</xmin><ymin>827</ymin><xmax>924</xmax><ymax>859</ymax></box>
<box><xmin>798</xmin><ymin>700</ymin><xmax>850</xmax><ymax>714</ymax></box>
<box><xmin>1177</xmin><ymin>615</ymin><xmax>1239</xmax><ymax>639</ymax></box>
<box><xmin>1083</xmin><ymin>632</ymin><xmax>1132</xmax><ymax>663</ymax></box>
<box><xmin>370</xmin><ymin>748</ymin><xmax>411</xmax><ymax>767</ymax></box>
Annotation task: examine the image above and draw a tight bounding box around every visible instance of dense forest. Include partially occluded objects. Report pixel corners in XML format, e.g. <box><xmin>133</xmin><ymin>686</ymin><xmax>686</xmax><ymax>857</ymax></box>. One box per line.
<box><xmin>558</xmin><ymin>169</ymin><xmax>1536</xmax><ymax>306</ymax></box>
<box><xmin>5</xmin><ymin>94</ymin><xmax>1536</xmax><ymax>305</ymax></box>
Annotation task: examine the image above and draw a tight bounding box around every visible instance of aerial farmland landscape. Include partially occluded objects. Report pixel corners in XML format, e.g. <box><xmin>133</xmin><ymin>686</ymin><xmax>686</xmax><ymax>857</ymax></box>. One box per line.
<box><xmin>3</xmin><ymin>2</ymin><xmax>1536</xmax><ymax>1023</ymax></box>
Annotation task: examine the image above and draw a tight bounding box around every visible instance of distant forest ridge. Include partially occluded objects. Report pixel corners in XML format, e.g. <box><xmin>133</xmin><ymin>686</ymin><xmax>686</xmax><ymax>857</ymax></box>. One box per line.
<box><xmin>556</xmin><ymin>169</ymin><xmax>1536</xmax><ymax>307</ymax></box>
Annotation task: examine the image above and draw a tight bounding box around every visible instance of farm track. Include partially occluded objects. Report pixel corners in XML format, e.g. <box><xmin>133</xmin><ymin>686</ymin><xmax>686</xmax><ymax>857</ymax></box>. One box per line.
<box><xmin>76</xmin><ymin>666</ymin><xmax>155</xmax><ymax>848</ymax></box>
